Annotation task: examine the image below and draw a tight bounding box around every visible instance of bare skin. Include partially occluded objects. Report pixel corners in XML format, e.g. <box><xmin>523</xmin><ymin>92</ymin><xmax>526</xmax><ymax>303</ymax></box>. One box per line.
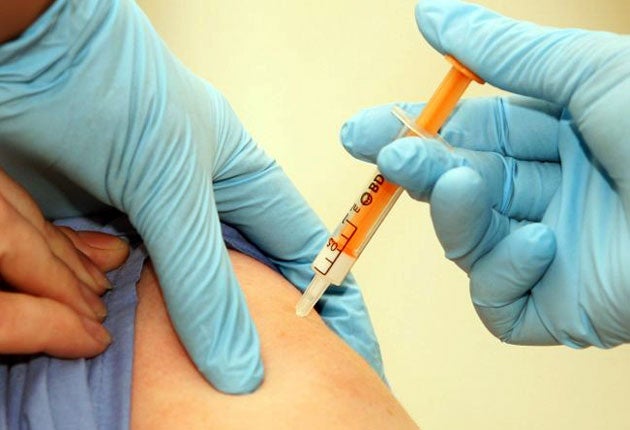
<box><xmin>0</xmin><ymin>0</ymin><xmax>53</xmax><ymax>43</ymax></box>
<box><xmin>132</xmin><ymin>251</ymin><xmax>420</xmax><ymax>430</ymax></box>
<box><xmin>0</xmin><ymin>168</ymin><xmax>129</xmax><ymax>357</ymax></box>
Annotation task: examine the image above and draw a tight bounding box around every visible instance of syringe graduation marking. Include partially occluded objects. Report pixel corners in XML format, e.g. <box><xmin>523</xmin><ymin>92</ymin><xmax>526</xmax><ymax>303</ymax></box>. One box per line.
<box><xmin>315</xmin><ymin>216</ymin><xmax>357</xmax><ymax>276</ymax></box>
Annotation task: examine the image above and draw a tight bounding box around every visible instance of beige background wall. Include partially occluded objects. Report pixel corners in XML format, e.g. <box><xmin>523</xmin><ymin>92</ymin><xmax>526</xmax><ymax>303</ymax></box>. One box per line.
<box><xmin>136</xmin><ymin>1</ymin><xmax>630</xmax><ymax>428</ymax></box>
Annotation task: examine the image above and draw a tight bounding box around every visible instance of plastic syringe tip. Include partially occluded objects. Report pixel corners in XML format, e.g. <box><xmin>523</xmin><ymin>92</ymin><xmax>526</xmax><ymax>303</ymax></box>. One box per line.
<box><xmin>295</xmin><ymin>275</ymin><xmax>330</xmax><ymax>317</ymax></box>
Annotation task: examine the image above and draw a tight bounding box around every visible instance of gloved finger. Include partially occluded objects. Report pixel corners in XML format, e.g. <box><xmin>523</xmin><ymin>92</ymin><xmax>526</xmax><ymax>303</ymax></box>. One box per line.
<box><xmin>415</xmin><ymin>0</ymin><xmax>618</xmax><ymax>109</ymax></box>
<box><xmin>211</xmin><ymin>97</ymin><xmax>384</xmax><ymax>378</ymax></box>
<box><xmin>129</xmin><ymin>163</ymin><xmax>263</xmax><ymax>394</ymax></box>
<box><xmin>378</xmin><ymin>137</ymin><xmax>561</xmax><ymax>222</ymax></box>
<box><xmin>429</xmin><ymin>166</ymin><xmax>511</xmax><ymax>272</ymax></box>
<box><xmin>340</xmin><ymin>97</ymin><xmax>562</xmax><ymax>165</ymax></box>
<box><xmin>0</xmin><ymin>291</ymin><xmax>111</xmax><ymax>357</ymax></box>
<box><xmin>470</xmin><ymin>223</ymin><xmax>558</xmax><ymax>345</ymax></box>
<box><xmin>428</xmin><ymin>97</ymin><xmax>564</xmax><ymax>221</ymax></box>
<box><xmin>494</xmin><ymin>156</ymin><xmax>561</xmax><ymax>222</ymax></box>
<box><xmin>0</xmin><ymin>194</ymin><xmax>107</xmax><ymax>321</ymax></box>
<box><xmin>375</xmin><ymin>136</ymin><xmax>467</xmax><ymax>202</ymax></box>
<box><xmin>449</xmin><ymin>148</ymin><xmax>561</xmax><ymax>222</ymax></box>
<box><xmin>0</xmin><ymin>168</ymin><xmax>109</xmax><ymax>293</ymax></box>
<box><xmin>340</xmin><ymin>102</ymin><xmax>423</xmax><ymax>163</ymax></box>
<box><xmin>415</xmin><ymin>0</ymin><xmax>630</xmax><ymax>192</ymax></box>
<box><xmin>442</xmin><ymin>96</ymin><xmax>562</xmax><ymax>162</ymax></box>
<box><xmin>57</xmin><ymin>227</ymin><xmax>130</xmax><ymax>272</ymax></box>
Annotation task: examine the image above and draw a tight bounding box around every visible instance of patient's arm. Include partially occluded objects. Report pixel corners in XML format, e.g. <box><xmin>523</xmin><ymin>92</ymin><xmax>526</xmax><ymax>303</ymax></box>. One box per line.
<box><xmin>131</xmin><ymin>250</ymin><xmax>419</xmax><ymax>429</ymax></box>
<box><xmin>0</xmin><ymin>1</ymin><xmax>53</xmax><ymax>43</ymax></box>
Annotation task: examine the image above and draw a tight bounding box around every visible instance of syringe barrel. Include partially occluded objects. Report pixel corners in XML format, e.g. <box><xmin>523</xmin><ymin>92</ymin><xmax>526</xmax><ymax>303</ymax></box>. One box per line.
<box><xmin>309</xmin><ymin>56</ymin><xmax>482</xmax><ymax>288</ymax></box>
<box><xmin>311</xmin><ymin>173</ymin><xmax>403</xmax><ymax>285</ymax></box>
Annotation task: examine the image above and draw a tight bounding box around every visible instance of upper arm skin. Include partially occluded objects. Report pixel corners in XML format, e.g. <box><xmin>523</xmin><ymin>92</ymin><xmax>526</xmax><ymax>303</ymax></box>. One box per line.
<box><xmin>131</xmin><ymin>250</ymin><xmax>419</xmax><ymax>430</ymax></box>
<box><xmin>0</xmin><ymin>0</ymin><xmax>54</xmax><ymax>43</ymax></box>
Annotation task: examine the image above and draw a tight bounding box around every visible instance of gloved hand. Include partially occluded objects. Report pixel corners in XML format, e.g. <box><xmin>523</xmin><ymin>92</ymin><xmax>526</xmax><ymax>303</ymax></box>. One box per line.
<box><xmin>340</xmin><ymin>0</ymin><xmax>630</xmax><ymax>348</ymax></box>
<box><xmin>0</xmin><ymin>0</ymin><xmax>383</xmax><ymax>392</ymax></box>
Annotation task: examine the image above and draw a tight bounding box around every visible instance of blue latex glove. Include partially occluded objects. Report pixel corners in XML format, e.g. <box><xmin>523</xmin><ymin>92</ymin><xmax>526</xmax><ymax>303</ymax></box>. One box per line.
<box><xmin>341</xmin><ymin>0</ymin><xmax>630</xmax><ymax>348</ymax></box>
<box><xmin>0</xmin><ymin>0</ymin><xmax>383</xmax><ymax>392</ymax></box>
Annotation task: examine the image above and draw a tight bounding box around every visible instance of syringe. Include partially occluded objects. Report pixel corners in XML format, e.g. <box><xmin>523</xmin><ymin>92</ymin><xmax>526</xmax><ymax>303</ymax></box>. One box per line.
<box><xmin>295</xmin><ymin>55</ymin><xmax>483</xmax><ymax>317</ymax></box>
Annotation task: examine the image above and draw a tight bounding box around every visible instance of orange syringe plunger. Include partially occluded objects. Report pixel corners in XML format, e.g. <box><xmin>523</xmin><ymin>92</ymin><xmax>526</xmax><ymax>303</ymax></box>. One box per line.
<box><xmin>415</xmin><ymin>55</ymin><xmax>484</xmax><ymax>136</ymax></box>
<box><xmin>296</xmin><ymin>56</ymin><xmax>483</xmax><ymax>317</ymax></box>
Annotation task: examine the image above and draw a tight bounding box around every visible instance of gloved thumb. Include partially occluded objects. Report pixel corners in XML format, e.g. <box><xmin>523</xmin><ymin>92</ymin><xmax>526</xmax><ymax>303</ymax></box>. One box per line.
<box><xmin>415</xmin><ymin>0</ymin><xmax>619</xmax><ymax>108</ymax></box>
<box><xmin>127</xmin><ymin>159</ymin><xmax>263</xmax><ymax>394</ymax></box>
<box><xmin>414</xmin><ymin>0</ymin><xmax>630</xmax><ymax>201</ymax></box>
